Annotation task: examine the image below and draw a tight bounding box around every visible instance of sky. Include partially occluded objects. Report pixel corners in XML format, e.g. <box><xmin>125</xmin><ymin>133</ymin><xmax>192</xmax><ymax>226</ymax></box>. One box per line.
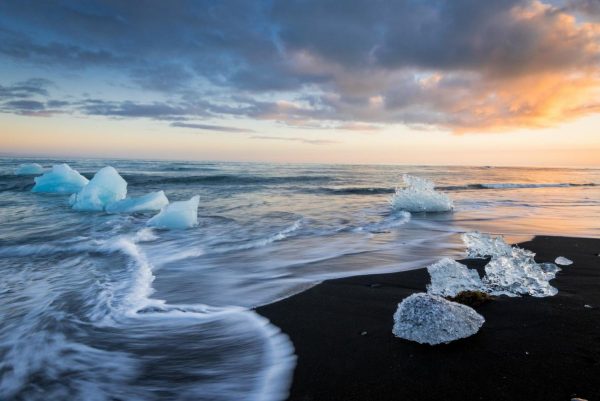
<box><xmin>1</xmin><ymin>0</ymin><xmax>599</xmax><ymax>166</ymax></box>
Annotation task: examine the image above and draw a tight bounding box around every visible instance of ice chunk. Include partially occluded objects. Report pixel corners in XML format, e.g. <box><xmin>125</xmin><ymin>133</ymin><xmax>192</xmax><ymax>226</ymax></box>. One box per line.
<box><xmin>392</xmin><ymin>293</ymin><xmax>485</xmax><ymax>345</ymax></box>
<box><xmin>389</xmin><ymin>174</ymin><xmax>453</xmax><ymax>213</ymax></box>
<box><xmin>147</xmin><ymin>195</ymin><xmax>199</xmax><ymax>229</ymax></box>
<box><xmin>462</xmin><ymin>232</ymin><xmax>559</xmax><ymax>297</ymax></box>
<box><xmin>555</xmin><ymin>256</ymin><xmax>573</xmax><ymax>266</ymax></box>
<box><xmin>482</xmin><ymin>249</ymin><xmax>558</xmax><ymax>297</ymax></box>
<box><xmin>426</xmin><ymin>258</ymin><xmax>485</xmax><ymax>297</ymax></box>
<box><xmin>539</xmin><ymin>262</ymin><xmax>561</xmax><ymax>279</ymax></box>
<box><xmin>70</xmin><ymin>166</ymin><xmax>127</xmax><ymax>211</ymax></box>
<box><xmin>32</xmin><ymin>164</ymin><xmax>89</xmax><ymax>194</ymax></box>
<box><xmin>15</xmin><ymin>163</ymin><xmax>44</xmax><ymax>175</ymax></box>
<box><xmin>106</xmin><ymin>191</ymin><xmax>169</xmax><ymax>214</ymax></box>
<box><xmin>461</xmin><ymin>231</ymin><xmax>518</xmax><ymax>258</ymax></box>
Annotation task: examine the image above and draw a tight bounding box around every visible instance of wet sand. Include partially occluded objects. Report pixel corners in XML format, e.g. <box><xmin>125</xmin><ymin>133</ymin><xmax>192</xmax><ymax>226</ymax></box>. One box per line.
<box><xmin>257</xmin><ymin>236</ymin><xmax>600</xmax><ymax>401</ymax></box>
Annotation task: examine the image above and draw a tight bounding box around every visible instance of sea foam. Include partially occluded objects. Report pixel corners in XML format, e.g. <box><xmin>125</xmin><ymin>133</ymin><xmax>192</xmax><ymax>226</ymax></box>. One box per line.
<box><xmin>390</xmin><ymin>175</ymin><xmax>453</xmax><ymax>213</ymax></box>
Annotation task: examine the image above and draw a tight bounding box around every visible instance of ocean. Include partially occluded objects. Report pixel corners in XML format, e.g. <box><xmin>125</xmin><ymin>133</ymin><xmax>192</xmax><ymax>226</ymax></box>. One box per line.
<box><xmin>1</xmin><ymin>157</ymin><xmax>599</xmax><ymax>401</ymax></box>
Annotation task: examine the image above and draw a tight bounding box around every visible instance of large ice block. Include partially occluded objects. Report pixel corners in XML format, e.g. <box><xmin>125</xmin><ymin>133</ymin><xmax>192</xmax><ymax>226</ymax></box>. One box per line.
<box><xmin>32</xmin><ymin>164</ymin><xmax>89</xmax><ymax>194</ymax></box>
<box><xmin>70</xmin><ymin>166</ymin><xmax>127</xmax><ymax>211</ymax></box>
<box><xmin>426</xmin><ymin>258</ymin><xmax>485</xmax><ymax>297</ymax></box>
<box><xmin>106</xmin><ymin>191</ymin><xmax>169</xmax><ymax>214</ymax></box>
<box><xmin>390</xmin><ymin>175</ymin><xmax>453</xmax><ymax>213</ymax></box>
<box><xmin>15</xmin><ymin>163</ymin><xmax>44</xmax><ymax>175</ymax></box>
<box><xmin>147</xmin><ymin>195</ymin><xmax>199</xmax><ymax>229</ymax></box>
<box><xmin>392</xmin><ymin>293</ymin><xmax>485</xmax><ymax>345</ymax></box>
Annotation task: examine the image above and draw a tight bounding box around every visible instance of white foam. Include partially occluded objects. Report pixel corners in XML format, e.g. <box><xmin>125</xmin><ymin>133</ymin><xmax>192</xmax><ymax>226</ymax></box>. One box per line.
<box><xmin>106</xmin><ymin>191</ymin><xmax>169</xmax><ymax>214</ymax></box>
<box><xmin>70</xmin><ymin>166</ymin><xmax>127</xmax><ymax>211</ymax></box>
<box><xmin>426</xmin><ymin>258</ymin><xmax>484</xmax><ymax>297</ymax></box>
<box><xmin>14</xmin><ymin>163</ymin><xmax>44</xmax><ymax>175</ymax></box>
<box><xmin>390</xmin><ymin>174</ymin><xmax>453</xmax><ymax>213</ymax></box>
<box><xmin>147</xmin><ymin>195</ymin><xmax>200</xmax><ymax>229</ymax></box>
<box><xmin>31</xmin><ymin>164</ymin><xmax>89</xmax><ymax>194</ymax></box>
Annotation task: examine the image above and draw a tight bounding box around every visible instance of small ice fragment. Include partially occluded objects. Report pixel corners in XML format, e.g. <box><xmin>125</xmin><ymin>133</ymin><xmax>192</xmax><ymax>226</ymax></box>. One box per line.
<box><xmin>426</xmin><ymin>258</ymin><xmax>484</xmax><ymax>297</ymax></box>
<box><xmin>392</xmin><ymin>293</ymin><xmax>485</xmax><ymax>345</ymax></box>
<box><xmin>14</xmin><ymin>163</ymin><xmax>44</xmax><ymax>175</ymax></box>
<box><xmin>147</xmin><ymin>195</ymin><xmax>199</xmax><ymax>229</ymax></box>
<box><xmin>538</xmin><ymin>263</ymin><xmax>561</xmax><ymax>280</ymax></box>
<box><xmin>554</xmin><ymin>256</ymin><xmax>573</xmax><ymax>266</ymax></box>
<box><xmin>106</xmin><ymin>191</ymin><xmax>169</xmax><ymax>213</ymax></box>
<box><xmin>32</xmin><ymin>163</ymin><xmax>89</xmax><ymax>194</ymax></box>
<box><xmin>70</xmin><ymin>166</ymin><xmax>127</xmax><ymax>211</ymax></box>
<box><xmin>389</xmin><ymin>174</ymin><xmax>454</xmax><ymax>213</ymax></box>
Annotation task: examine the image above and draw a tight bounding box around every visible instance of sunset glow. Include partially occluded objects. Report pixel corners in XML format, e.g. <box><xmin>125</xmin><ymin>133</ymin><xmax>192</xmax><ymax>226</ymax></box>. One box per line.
<box><xmin>1</xmin><ymin>0</ymin><xmax>599</xmax><ymax>166</ymax></box>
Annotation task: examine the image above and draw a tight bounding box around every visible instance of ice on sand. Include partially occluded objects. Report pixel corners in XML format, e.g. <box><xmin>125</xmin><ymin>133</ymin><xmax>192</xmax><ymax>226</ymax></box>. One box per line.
<box><xmin>426</xmin><ymin>258</ymin><xmax>485</xmax><ymax>297</ymax></box>
<box><xmin>392</xmin><ymin>293</ymin><xmax>485</xmax><ymax>345</ymax></box>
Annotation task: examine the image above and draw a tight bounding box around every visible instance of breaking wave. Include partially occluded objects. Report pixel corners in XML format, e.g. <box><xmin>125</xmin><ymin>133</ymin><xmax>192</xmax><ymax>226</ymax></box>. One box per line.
<box><xmin>439</xmin><ymin>182</ymin><xmax>597</xmax><ymax>191</ymax></box>
<box><xmin>0</xmin><ymin>232</ymin><xmax>296</xmax><ymax>401</ymax></box>
<box><xmin>123</xmin><ymin>174</ymin><xmax>333</xmax><ymax>187</ymax></box>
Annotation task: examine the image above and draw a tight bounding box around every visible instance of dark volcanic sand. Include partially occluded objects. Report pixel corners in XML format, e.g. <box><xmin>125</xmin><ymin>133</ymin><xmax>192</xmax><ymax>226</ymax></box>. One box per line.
<box><xmin>257</xmin><ymin>236</ymin><xmax>600</xmax><ymax>401</ymax></box>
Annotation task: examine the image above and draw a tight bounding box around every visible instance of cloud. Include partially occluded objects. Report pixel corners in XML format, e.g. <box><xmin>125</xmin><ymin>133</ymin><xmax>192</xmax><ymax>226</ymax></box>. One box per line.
<box><xmin>170</xmin><ymin>121</ymin><xmax>253</xmax><ymax>133</ymax></box>
<box><xmin>0</xmin><ymin>78</ymin><xmax>52</xmax><ymax>99</ymax></box>
<box><xmin>251</xmin><ymin>135</ymin><xmax>338</xmax><ymax>145</ymax></box>
<box><xmin>0</xmin><ymin>0</ymin><xmax>599</xmax><ymax>131</ymax></box>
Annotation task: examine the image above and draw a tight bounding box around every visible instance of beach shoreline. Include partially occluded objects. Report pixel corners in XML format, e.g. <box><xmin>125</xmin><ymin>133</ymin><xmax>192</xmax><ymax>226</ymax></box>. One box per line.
<box><xmin>257</xmin><ymin>236</ymin><xmax>600</xmax><ymax>401</ymax></box>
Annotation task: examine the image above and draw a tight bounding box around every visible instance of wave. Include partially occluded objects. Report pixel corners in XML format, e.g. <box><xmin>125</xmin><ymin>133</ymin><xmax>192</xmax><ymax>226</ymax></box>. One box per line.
<box><xmin>307</xmin><ymin>187</ymin><xmax>395</xmax><ymax>195</ymax></box>
<box><xmin>211</xmin><ymin>219</ymin><xmax>303</xmax><ymax>254</ymax></box>
<box><xmin>439</xmin><ymin>182</ymin><xmax>597</xmax><ymax>190</ymax></box>
<box><xmin>122</xmin><ymin>174</ymin><xmax>333</xmax><ymax>187</ymax></box>
<box><xmin>0</xmin><ymin>232</ymin><xmax>297</xmax><ymax>401</ymax></box>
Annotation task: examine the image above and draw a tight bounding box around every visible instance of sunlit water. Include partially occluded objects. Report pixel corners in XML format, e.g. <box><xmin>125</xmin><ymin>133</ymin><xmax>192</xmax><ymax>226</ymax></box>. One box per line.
<box><xmin>1</xmin><ymin>158</ymin><xmax>599</xmax><ymax>400</ymax></box>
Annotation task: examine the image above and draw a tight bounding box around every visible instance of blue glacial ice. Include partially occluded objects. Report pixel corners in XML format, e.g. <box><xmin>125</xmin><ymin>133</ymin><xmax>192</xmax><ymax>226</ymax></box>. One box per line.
<box><xmin>426</xmin><ymin>258</ymin><xmax>485</xmax><ymax>297</ymax></box>
<box><xmin>106</xmin><ymin>191</ymin><xmax>169</xmax><ymax>214</ymax></box>
<box><xmin>14</xmin><ymin>163</ymin><xmax>45</xmax><ymax>175</ymax></box>
<box><xmin>392</xmin><ymin>293</ymin><xmax>485</xmax><ymax>345</ymax></box>
<box><xmin>147</xmin><ymin>195</ymin><xmax>199</xmax><ymax>229</ymax></box>
<box><xmin>31</xmin><ymin>164</ymin><xmax>89</xmax><ymax>194</ymax></box>
<box><xmin>70</xmin><ymin>166</ymin><xmax>127</xmax><ymax>211</ymax></box>
<box><xmin>390</xmin><ymin>174</ymin><xmax>454</xmax><ymax>213</ymax></box>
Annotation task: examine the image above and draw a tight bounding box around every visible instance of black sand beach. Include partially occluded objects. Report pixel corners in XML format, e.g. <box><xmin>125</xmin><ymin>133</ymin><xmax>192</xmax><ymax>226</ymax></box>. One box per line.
<box><xmin>257</xmin><ymin>236</ymin><xmax>600</xmax><ymax>401</ymax></box>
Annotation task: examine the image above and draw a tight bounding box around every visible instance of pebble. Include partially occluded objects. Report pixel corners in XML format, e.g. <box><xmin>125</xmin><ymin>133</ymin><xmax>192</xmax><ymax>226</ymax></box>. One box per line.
<box><xmin>360</xmin><ymin>331</ymin><xmax>368</xmax><ymax>336</ymax></box>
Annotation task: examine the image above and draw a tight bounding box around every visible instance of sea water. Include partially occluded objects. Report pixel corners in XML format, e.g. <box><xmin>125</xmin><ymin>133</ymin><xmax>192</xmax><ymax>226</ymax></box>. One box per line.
<box><xmin>1</xmin><ymin>158</ymin><xmax>599</xmax><ymax>400</ymax></box>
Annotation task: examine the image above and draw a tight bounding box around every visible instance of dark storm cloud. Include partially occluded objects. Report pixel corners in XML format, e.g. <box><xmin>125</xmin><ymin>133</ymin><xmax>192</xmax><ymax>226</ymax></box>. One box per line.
<box><xmin>0</xmin><ymin>0</ymin><xmax>599</xmax><ymax>130</ymax></box>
